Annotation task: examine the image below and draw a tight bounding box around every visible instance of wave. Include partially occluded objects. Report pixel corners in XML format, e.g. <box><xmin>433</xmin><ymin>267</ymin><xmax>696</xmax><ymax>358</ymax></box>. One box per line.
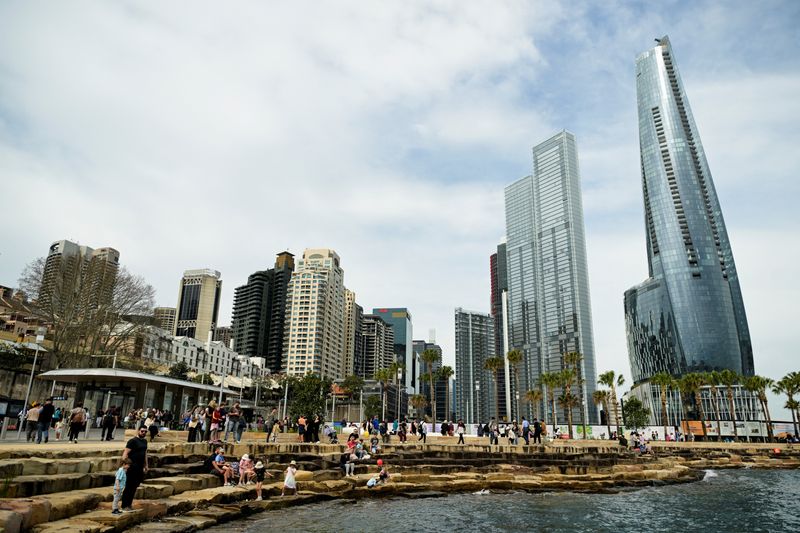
<box><xmin>703</xmin><ymin>470</ymin><xmax>718</xmax><ymax>481</ymax></box>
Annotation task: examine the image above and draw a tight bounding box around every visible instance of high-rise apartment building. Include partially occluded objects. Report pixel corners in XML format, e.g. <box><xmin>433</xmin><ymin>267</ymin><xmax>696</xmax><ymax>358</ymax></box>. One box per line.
<box><xmin>489</xmin><ymin>244</ymin><xmax>510</xmax><ymax>420</ymax></box>
<box><xmin>413</xmin><ymin>339</ymin><xmax>446</xmax><ymax>421</ymax></box>
<box><xmin>371</xmin><ymin>308</ymin><xmax>415</xmax><ymax>393</ymax></box>
<box><xmin>360</xmin><ymin>315</ymin><xmax>395</xmax><ymax>379</ymax></box>
<box><xmin>343</xmin><ymin>289</ymin><xmax>364</xmax><ymax>377</ymax></box>
<box><xmin>153</xmin><ymin>307</ymin><xmax>176</xmax><ymax>333</ymax></box>
<box><xmin>283</xmin><ymin>249</ymin><xmax>346</xmax><ymax>379</ymax></box>
<box><xmin>174</xmin><ymin>269</ymin><xmax>222</xmax><ymax>342</ymax></box>
<box><xmin>505</xmin><ymin>131</ymin><xmax>599</xmax><ymax>424</ymax></box>
<box><xmin>454</xmin><ymin>308</ymin><xmax>495</xmax><ymax>424</ymax></box>
<box><xmin>231</xmin><ymin>253</ymin><xmax>294</xmax><ymax>373</ymax></box>
<box><xmin>625</xmin><ymin>36</ymin><xmax>754</xmax><ymax>384</ymax></box>
<box><xmin>39</xmin><ymin>240</ymin><xmax>120</xmax><ymax>312</ymax></box>
<box><xmin>213</xmin><ymin>326</ymin><xmax>232</xmax><ymax>348</ymax></box>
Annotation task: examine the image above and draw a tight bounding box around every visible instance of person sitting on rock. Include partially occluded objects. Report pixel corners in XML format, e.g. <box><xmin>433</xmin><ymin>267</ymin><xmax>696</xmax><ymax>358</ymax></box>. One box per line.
<box><xmin>238</xmin><ymin>453</ymin><xmax>255</xmax><ymax>485</ymax></box>
<box><xmin>370</xmin><ymin>432</ymin><xmax>380</xmax><ymax>454</ymax></box>
<box><xmin>340</xmin><ymin>452</ymin><xmax>355</xmax><ymax>477</ymax></box>
<box><xmin>211</xmin><ymin>446</ymin><xmax>235</xmax><ymax>486</ymax></box>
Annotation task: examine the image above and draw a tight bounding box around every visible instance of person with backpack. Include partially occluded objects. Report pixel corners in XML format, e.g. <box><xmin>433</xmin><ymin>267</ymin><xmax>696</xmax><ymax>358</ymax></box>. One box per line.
<box><xmin>533</xmin><ymin>418</ymin><xmax>542</xmax><ymax>444</ymax></box>
<box><xmin>68</xmin><ymin>402</ymin><xmax>86</xmax><ymax>443</ymax></box>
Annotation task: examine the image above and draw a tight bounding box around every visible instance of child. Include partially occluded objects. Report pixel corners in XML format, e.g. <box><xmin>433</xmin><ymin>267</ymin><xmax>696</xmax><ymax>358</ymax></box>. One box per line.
<box><xmin>281</xmin><ymin>460</ymin><xmax>297</xmax><ymax>496</ymax></box>
<box><xmin>55</xmin><ymin>419</ymin><xmax>65</xmax><ymax>441</ymax></box>
<box><xmin>253</xmin><ymin>460</ymin><xmax>274</xmax><ymax>501</ymax></box>
<box><xmin>112</xmin><ymin>458</ymin><xmax>132</xmax><ymax>515</ymax></box>
<box><xmin>238</xmin><ymin>454</ymin><xmax>254</xmax><ymax>486</ymax></box>
<box><xmin>370</xmin><ymin>432</ymin><xmax>380</xmax><ymax>454</ymax></box>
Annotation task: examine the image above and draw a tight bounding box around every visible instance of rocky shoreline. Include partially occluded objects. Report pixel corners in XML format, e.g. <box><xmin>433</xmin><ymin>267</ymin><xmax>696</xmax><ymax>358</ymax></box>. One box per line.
<box><xmin>0</xmin><ymin>441</ymin><xmax>798</xmax><ymax>533</ymax></box>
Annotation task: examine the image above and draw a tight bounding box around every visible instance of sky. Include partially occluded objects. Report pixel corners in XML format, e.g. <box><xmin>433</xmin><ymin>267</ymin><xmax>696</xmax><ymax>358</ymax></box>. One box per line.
<box><xmin>1</xmin><ymin>1</ymin><xmax>798</xmax><ymax>417</ymax></box>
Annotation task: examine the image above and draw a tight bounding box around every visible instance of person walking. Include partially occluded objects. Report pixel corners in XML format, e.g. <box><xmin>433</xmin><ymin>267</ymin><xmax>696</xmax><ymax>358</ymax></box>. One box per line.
<box><xmin>25</xmin><ymin>402</ymin><xmax>41</xmax><ymax>442</ymax></box>
<box><xmin>111</xmin><ymin>458</ymin><xmax>131</xmax><ymax>515</ymax></box>
<box><xmin>532</xmin><ymin>418</ymin><xmax>542</xmax><ymax>445</ymax></box>
<box><xmin>120</xmin><ymin>426</ymin><xmax>149</xmax><ymax>512</ymax></box>
<box><xmin>253</xmin><ymin>460</ymin><xmax>273</xmax><ymax>501</ymax></box>
<box><xmin>37</xmin><ymin>399</ymin><xmax>55</xmax><ymax>444</ymax></box>
<box><xmin>522</xmin><ymin>417</ymin><xmax>530</xmax><ymax>446</ymax></box>
<box><xmin>281</xmin><ymin>460</ymin><xmax>298</xmax><ymax>496</ymax></box>
<box><xmin>265</xmin><ymin>408</ymin><xmax>278</xmax><ymax>443</ymax></box>
<box><xmin>68</xmin><ymin>403</ymin><xmax>86</xmax><ymax>443</ymax></box>
<box><xmin>417</xmin><ymin>419</ymin><xmax>427</xmax><ymax>444</ymax></box>
<box><xmin>456</xmin><ymin>420</ymin><xmax>466</xmax><ymax>445</ymax></box>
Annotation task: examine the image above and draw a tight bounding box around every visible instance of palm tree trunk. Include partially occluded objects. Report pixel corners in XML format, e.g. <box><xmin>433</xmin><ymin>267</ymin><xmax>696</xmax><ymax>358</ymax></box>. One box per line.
<box><xmin>661</xmin><ymin>391</ymin><xmax>668</xmax><ymax>441</ymax></box>
<box><xmin>493</xmin><ymin>370</ymin><xmax>500</xmax><ymax>423</ymax></box>
<box><xmin>566</xmin><ymin>400</ymin><xmax>574</xmax><ymax>439</ymax></box>
<box><xmin>711</xmin><ymin>391</ymin><xmax>722</xmax><ymax>441</ymax></box>
<box><xmin>762</xmin><ymin>397</ymin><xmax>773</xmax><ymax>442</ymax></box>
<box><xmin>695</xmin><ymin>392</ymin><xmax>708</xmax><ymax>440</ymax></box>
<box><xmin>604</xmin><ymin>399</ymin><xmax>611</xmax><ymax>438</ymax></box>
<box><xmin>514</xmin><ymin>367</ymin><xmax>520</xmax><ymax>422</ymax></box>
<box><xmin>727</xmin><ymin>389</ymin><xmax>738</xmax><ymax>440</ymax></box>
<box><xmin>428</xmin><ymin>370</ymin><xmax>435</xmax><ymax>425</ymax></box>
<box><xmin>611</xmin><ymin>386</ymin><xmax>620</xmax><ymax>436</ymax></box>
<box><xmin>550</xmin><ymin>391</ymin><xmax>558</xmax><ymax>429</ymax></box>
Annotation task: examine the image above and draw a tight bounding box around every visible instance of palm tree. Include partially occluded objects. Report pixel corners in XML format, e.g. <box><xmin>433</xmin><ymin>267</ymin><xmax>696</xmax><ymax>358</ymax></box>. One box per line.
<box><xmin>563</xmin><ymin>352</ymin><xmax>586</xmax><ymax>439</ymax></box>
<box><xmin>598</xmin><ymin>371</ymin><xmax>625</xmax><ymax>436</ymax></box>
<box><xmin>389</xmin><ymin>361</ymin><xmax>405</xmax><ymax>420</ymax></box>
<box><xmin>679</xmin><ymin>373</ymin><xmax>708</xmax><ymax>440</ymax></box>
<box><xmin>483</xmin><ymin>356</ymin><xmax>504</xmax><ymax>422</ymax></box>
<box><xmin>538</xmin><ymin>372</ymin><xmax>560</xmax><ymax>429</ymax></box>
<box><xmin>773</xmin><ymin>373</ymin><xmax>799</xmax><ymax>438</ymax></box>
<box><xmin>745</xmin><ymin>375</ymin><xmax>775</xmax><ymax>441</ymax></box>
<box><xmin>525</xmin><ymin>389</ymin><xmax>543</xmax><ymax>422</ymax></box>
<box><xmin>558</xmin><ymin>387</ymin><xmax>580</xmax><ymax>439</ymax></box>
<box><xmin>374</xmin><ymin>368</ymin><xmax>392</xmax><ymax>421</ymax></box>
<box><xmin>438</xmin><ymin>365</ymin><xmax>455</xmax><ymax>422</ymax></box>
<box><xmin>506</xmin><ymin>349</ymin><xmax>524</xmax><ymax>420</ymax></box>
<box><xmin>420</xmin><ymin>349</ymin><xmax>441</xmax><ymax>423</ymax></box>
<box><xmin>718</xmin><ymin>369</ymin><xmax>741</xmax><ymax>441</ymax></box>
<box><xmin>592</xmin><ymin>389</ymin><xmax>611</xmax><ymax>438</ymax></box>
<box><xmin>342</xmin><ymin>374</ymin><xmax>364</xmax><ymax>422</ymax></box>
<box><xmin>705</xmin><ymin>371</ymin><xmax>723</xmax><ymax>440</ymax></box>
<box><xmin>558</xmin><ymin>368</ymin><xmax>577</xmax><ymax>438</ymax></box>
<box><xmin>410</xmin><ymin>394</ymin><xmax>428</xmax><ymax>420</ymax></box>
<box><xmin>650</xmin><ymin>372</ymin><xmax>674</xmax><ymax>440</ymax></box>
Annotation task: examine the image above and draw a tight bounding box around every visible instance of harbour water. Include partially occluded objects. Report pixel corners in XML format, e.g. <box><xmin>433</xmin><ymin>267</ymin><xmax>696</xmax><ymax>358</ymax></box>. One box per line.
<box><xmin>210</xmin><ymin>469</ymin><xmax>800</xmax><ymax>532</ymax></box>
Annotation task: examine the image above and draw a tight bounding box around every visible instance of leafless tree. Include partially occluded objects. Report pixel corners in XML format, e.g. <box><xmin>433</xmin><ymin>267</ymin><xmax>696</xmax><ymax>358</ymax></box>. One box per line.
<box><xmin>18</xmin><ymin>257</ymin><xmax>155</xmax><ymax>369</ymax></box>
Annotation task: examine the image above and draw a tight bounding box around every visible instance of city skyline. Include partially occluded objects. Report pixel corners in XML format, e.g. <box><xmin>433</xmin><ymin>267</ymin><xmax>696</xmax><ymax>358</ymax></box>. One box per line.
<box><xmin>1</xmin><ymin>3</ymin><xmax>798</xmax><ymax>417</ymax></box>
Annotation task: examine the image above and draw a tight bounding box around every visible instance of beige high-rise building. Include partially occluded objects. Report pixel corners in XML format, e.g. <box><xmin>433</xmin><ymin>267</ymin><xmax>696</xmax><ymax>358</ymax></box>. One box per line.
<box><xmin>153</xmin><ymin>307</ymin><xmax>177</xmax><ymax>332</ymax></box>
<box><xmin>39</xmin><ymin>240</ymin><xmax>119</xmax><ymax>312</ymax></box>
<box><xmin>284</xmin><ymin>249</ymin><xmax>346</xmax><ymax>379</ymax></box>
<box><xmin>342</xmin><ymin>289</ymin><xmax>362</xmax><ymax>377</ymax></box>
<box><xmin>174</xmin><ymin>269</ymin><xmax>222</xmax><ymax>343</ymax></box>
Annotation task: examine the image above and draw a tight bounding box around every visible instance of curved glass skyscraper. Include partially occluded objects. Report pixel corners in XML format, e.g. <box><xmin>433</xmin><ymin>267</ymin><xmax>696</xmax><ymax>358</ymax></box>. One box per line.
<box><xmin>625</xmin><ymin>36</ymin><xmax>754</xmax><ymax>384</ymax></box>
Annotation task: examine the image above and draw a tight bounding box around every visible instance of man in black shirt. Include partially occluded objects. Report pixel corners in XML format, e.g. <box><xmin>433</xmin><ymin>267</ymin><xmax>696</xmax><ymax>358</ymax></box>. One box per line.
<box><xmin>37</xmin><ymin>398</ymin><xmax>55</xmax><ymax>444</ymax></box>
<box><xmin>120</xmin><ymin>426</ymin><xmax>149</xmax><ymax>511</ymax></box>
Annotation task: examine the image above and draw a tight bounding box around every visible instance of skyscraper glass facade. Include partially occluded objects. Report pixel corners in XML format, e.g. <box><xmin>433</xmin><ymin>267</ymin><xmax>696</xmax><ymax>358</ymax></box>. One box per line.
<box><xmin>625</xmin><ymin>36</ymin><xmax>754</xmax><ymax>384</ymax></box>
<box><xmin>454</xmin><ymin>308</ymin><xmax>495</xmax><ymax>424</ymax></box>
<box><xmin>505</xmin><ymin>131</ymin><xmax>598</xmax><ymax>424</ymax></box>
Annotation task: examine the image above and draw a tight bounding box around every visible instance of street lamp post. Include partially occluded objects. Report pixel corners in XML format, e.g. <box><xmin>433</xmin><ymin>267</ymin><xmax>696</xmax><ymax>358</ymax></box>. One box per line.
<box><xmin>475</xmin><ymin>380</ymin><xmax>481</xmax><ymax>427</ymax></box>
<box><xmin>17</xmin><ymin>335</ymin><xmax>43</xmax><ymax>440</ymax></box>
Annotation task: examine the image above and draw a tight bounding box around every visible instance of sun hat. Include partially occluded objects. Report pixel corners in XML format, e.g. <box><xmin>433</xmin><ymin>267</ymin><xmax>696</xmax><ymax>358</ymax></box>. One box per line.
<box><xmin>241</xmin><ymin>454</ymin><xmax>250</xmax><ymax>461</ymax></box>
<box><xmin>255</xmin><ymin>461</ymin><xmax>264</xmax><ymax>468</ymax></box>
<box><xmin>290</xmin><ymin>460</ymin><xmax>296</xmax><ymax>465</ymax></box>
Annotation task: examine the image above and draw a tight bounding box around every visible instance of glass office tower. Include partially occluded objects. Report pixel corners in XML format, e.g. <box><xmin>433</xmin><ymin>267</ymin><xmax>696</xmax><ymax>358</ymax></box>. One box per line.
<box><xmin>505</xmin><ymin>131</ymin><xmax>598</xmax><ymax>424</ymax></box>
<box><xmin>625</xmin><ymin>36</ymin><xmax>754</xmax><ymax>384</ymax></box>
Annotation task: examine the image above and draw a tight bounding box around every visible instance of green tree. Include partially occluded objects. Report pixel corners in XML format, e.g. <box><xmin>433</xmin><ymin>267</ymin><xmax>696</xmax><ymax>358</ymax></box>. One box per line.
<box><xmin>622</xmin><ymin>397</ymin><xmax>651</xmax><ymax>430</ymax></box>
<box><xmin>363</xmin><ymin>395</ymin><xmax>382</xmax><ymax>420</ymax></box>
<box><xmin>538</xmin><ymin>372</ymin><xmax>561</xmax><ymax>428</ymax></box>
<box><xmin>744</xmin><ymin>375</ymin><xmax>775</xmax><ymax>441</ymax></box>
<box><xmin>563</xmin><ymin>352</ymin><xmax>586</xmax><ymax>439</ymax></box>
<box><xmin>421</xmin><ymin>349</ymin><xmax>441</xmax><ymax>423</ymax></box>
<box><xmin>718</xmin><ymin>369</ymin><xmax>741</xmax><ymax>440</ymax></box>
<box><xmin>557</xmin><ymin>368</ymin><xmax>578</xmax><ymax>438</ymax></box>
<box><xmin>191</xmin><ymin>372</ymin><xmax>214</xmax><ymax>385</ymax></box>
<box><xmin>593</xmin><ymin>389</ymin><xmax>612</xmax><ymax>438</ymax></box>
<box><xmin>773</xmin><ymin>372</ymin><xmax>799</xmax><ymax>438</ymax></box>
<box><xmin>678</xmin><ymin>373</ymin><xmax>708</xmax><ymax>440</ymax></box>
<box><xmin>342</xmin><ymin>374</ymin><xmax>365</xmax><ymax>422</ymax></box>
<box><xmin>650</xmin><ymin>372</ymin><xmax>675</xmax><ymax>441</ymax></box>
<box><xmin>598</xmin><ymin>370</ymin><xmax>625</xmax><ymax>436</ymax></box>
<box><xmin>506</xmin><ymin>349</ymin><xmax>523</xmax><ymax>420</ymax></box>
<box><xmin>287</xmin><ymin>373</ymin><xmax>333</xmax><ymax>421</ymax></box>
<box><xmin>438</xmin><ymin>365</ymin><xmax>455</xmax><ymax>421</ymax></box>
<box><xmin>167</xmin><ymin>361</ymin><xmax>190</xmax><ymax>381</ymax></box>
<box><xmin>483</xmin><ymin>356</ymin><xmax>504</xmax><ymax>422</ymax></box>
<box><xmin>374</xmin><ymin>368</ymin><xmax>392</xmax><ymax>420</ymax></box>
<box><xmin>525</xmin><ymin>389</ymin><xmax>543</xmax><ymax>422</ymax></box>
<box><xmin>705</xmin><ymin>371</ymin><xmax>723</xmax><ymax>440</ymax></box>
<box><xmin>410</xmin><ymin>394</ymin><xmax>428</xmax><ymax>420</ymax></box>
